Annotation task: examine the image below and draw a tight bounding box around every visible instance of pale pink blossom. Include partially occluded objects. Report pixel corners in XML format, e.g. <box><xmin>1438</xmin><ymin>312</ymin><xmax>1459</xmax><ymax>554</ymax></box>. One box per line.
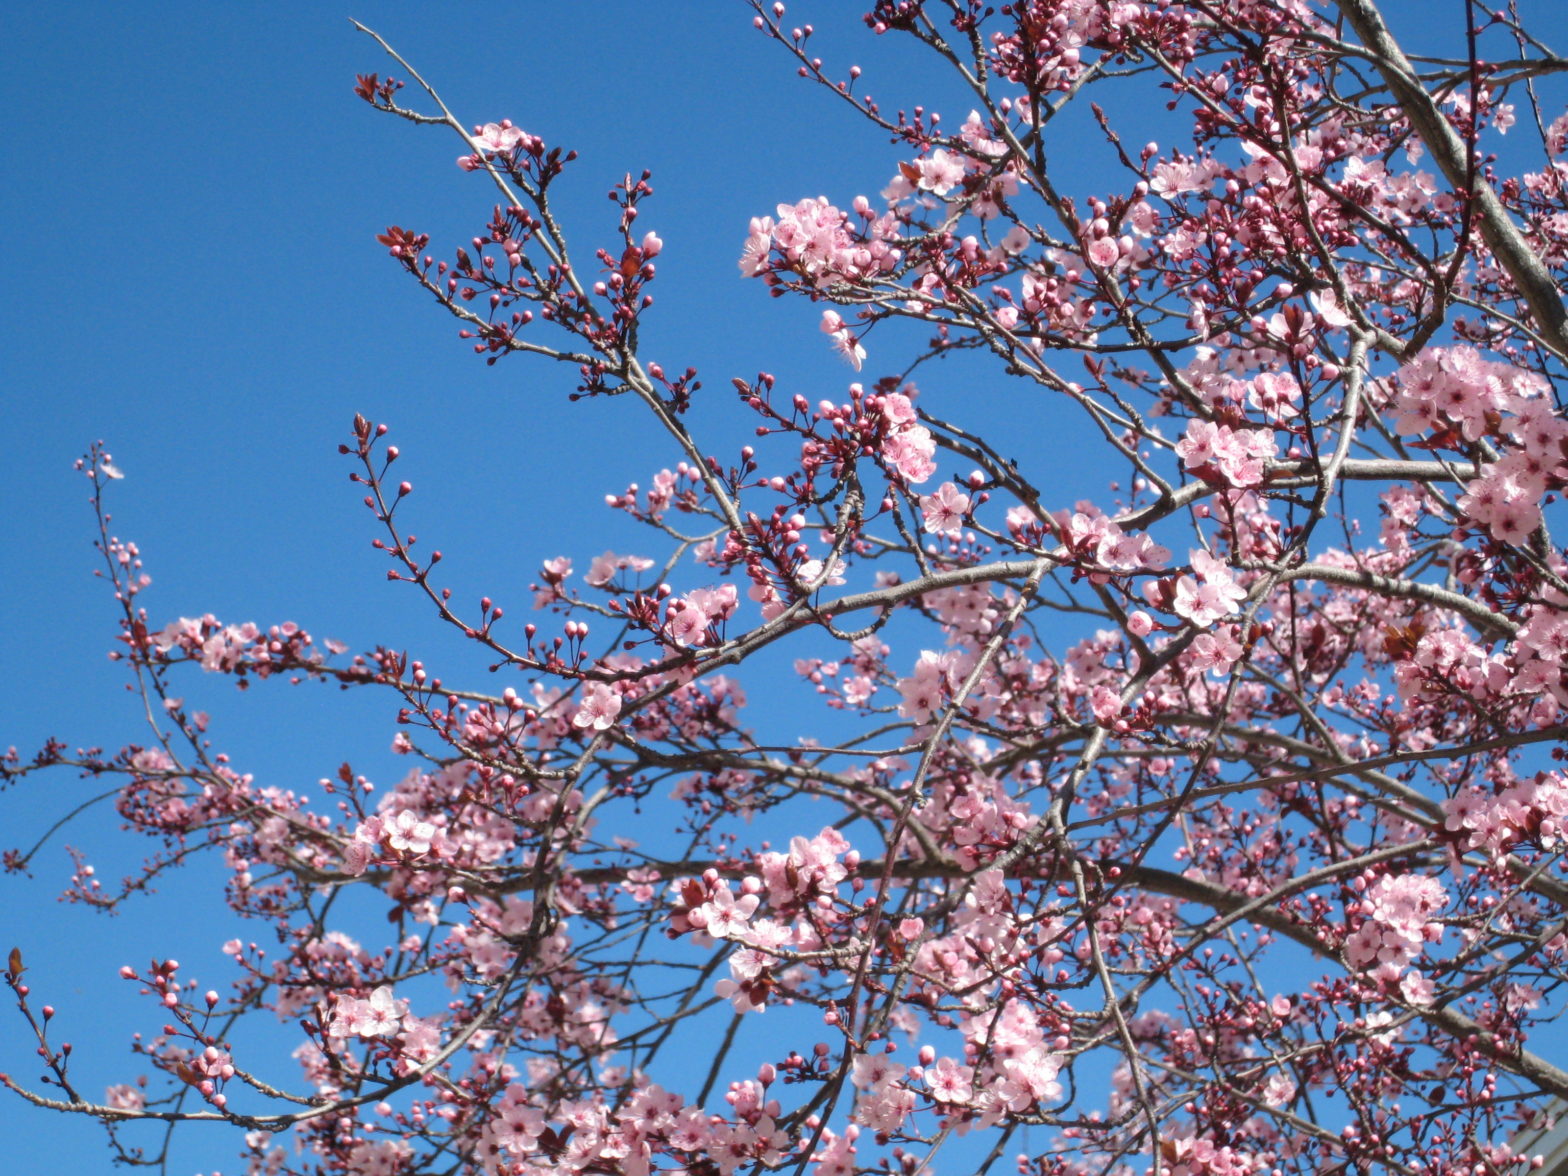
<box><xmin>795</xmin><ymin>557</ymin><xmax>847</xmax><ymax>588</ymax></box>
<box><xmin>1175</xmin><ymin>419</ymin><xmax>1275</xmax><ymax>488</ymax></box>
<box><xmin>829</xmin><ymin>329</ymin><xmax>866</xmax><ymax>370</ymax></box>
<box><xmin>1170</xmin><ymin>550</ymin><xmax>1248</xmax><ymax>627</ymax></box>
<box><xmin>330</xmin><ymin>986</ymin><xmax>408</xmax><ymax>1040</ymax></box>
<box><xmin>1086</xmin><ymin>236</ymin><xmax>1120</xmax><ymax>267</ymax></box>
<box><xmin>584</xmin><ymin>550</ymin><xmax>654</xmax><ymax>587</ymax></box>
<box><xmin>473</xmin><ymin>121</ymin><xmax>527</xmax><ymax>153</ymax></box>
<box><xmin>105</xmin><ymin>1084</ymin><xmax>145</xmax><ymax>1112</ymax></box>
<box><xmin>688</xmin><ymin>885</ymin><xmax>760</xmax><ymax>939</ymax></box>
<box><xmin>925</xmin><ymin>1056</ymin><xmax>974</xmax><ymax>1104</ymax></box>
<box><xmin>572</xmin><ymin>682</ymin><xmax>623</xmax><ymax>731</ymax></box>
<box><xmin>385</xmin><ymin>809</ymin><xmax>437</xmax><ymax>856</ymax></box>
<box><xmin>882</xmin><ymin>426</ymin><xmax>937</xmax><ymax>483</ymax></box>
<box><xmin>921</xmin><ymin>482</ymin><xmax>971</xmax><ymax>536</ymax></box>
<box><xmin>913</xmin><ymin>148</ymin><xmax>967</xmax><ymax>196</ymax></box>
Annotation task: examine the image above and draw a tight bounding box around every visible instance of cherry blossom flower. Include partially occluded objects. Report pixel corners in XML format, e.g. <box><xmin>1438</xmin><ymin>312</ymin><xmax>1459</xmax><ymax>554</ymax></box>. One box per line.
<box><xmin>584</xmin><ymin>550</ymin><xmax>654</xmax><ymax>587</ymax></box>
<box><xmin>795</xmin><ymin>557</ymin><xmax>846</xmax><ymax>589</ymax></box>
<box><xmin>913</xmin><ymin>148</ymin><xmax>966</xmax><ymax>196</ymax></box>
<box><xmin>329</xmin><ymin>986</ymin><xmax>408</xmax><ymax>1040</ymax></box>
<box><xmin>1169</xmin><ymin>550</ymin><xmax>1248</xmax><ymax>627</ymax></box>
<box><xmin>925</xmin><ymin>1056</ymin><xmax>974</xmax><ymax>1104</ymax></box>
<box><xmin>572</xmin><ymin>682</ymin><xmax>622</xmax><ymax>731</ymax></box>
<box><xmin>921</xmin><ymin>482</ymin><xmax>971</xmax><ymax>536</ymax></box>
<box><xmin>384</xmin><ymin>809</ymin><xmax>437</xmax><ymax>856</ymax></box>
<box><xmin>1344</xmin><ymin>873</ymin><xmax>1448</xmax><ymax>977</ymax></box>
<box><xmin>819</xmin><ymin>310</ymin><xmax>867</xmax><ymax>370</ymax></box>
<box><xmin>687</xmin><ymin>884</ymin><xmax>760</xmax><ymax>939</ymax></box>
<box><xmin>828</xmin><ymin>328</ymin><xmax>866</xmax><ymax>370</ymax></box>
<box><xmin>473</xmin><ymin>121</ymin><xmax>527</xmax><ymax>153</ymax></box>
<box><xmin>105</xmin><ymin>1084</ymin><xmax>145</xmax><ymax>1112</ymax></box>
<box><xmin>1086</xmin><ymin>236</ymin><xmax>1120</xmax><ymax>267</ymax></box>
<box><xmin>1175</xmin><ymin>418</ymin><xmax>1275</xmax><ymax>488</ymax></box>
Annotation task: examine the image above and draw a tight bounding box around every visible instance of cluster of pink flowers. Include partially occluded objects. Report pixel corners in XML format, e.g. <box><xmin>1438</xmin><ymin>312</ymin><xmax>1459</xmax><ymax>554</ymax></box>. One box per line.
<box><xmin>755</xmin><ymin>827</ymin><xmax>853</xmax><ymax>911</ymax></box>
<box><xmin>739</xmin><ymin>196</ymin><xmax>901</xmax><ymax>288</ymax></box>
<box><xmin>987</xmin><ymin>0</ymin><xmax>1101</xmax><ymax>94</ymax></box>
<box><xmin>915</xmin><ymin>773</ymin><xmax>1035</xmax><ymax>862</ymax></box>
<box><xmin>673</xmin><ymin>875</ymin><xmax>761</xmax><ymax>941</ymax></box>
<box><xmin>895</xmin><ymin>648</ymin><xmax>964</xmax><ymax>723</ymax></box>
<box><xmin>152</xmin><ymin>616</ymin><xmax>261</xmax><ymax>672</ymax></box>
<box><xmin>1443</xmin><ymin>773</ymin><xmax>1568</xmax><ymax>858</ymax></box>
<box><xmin>1343</xmin><ymin>873</ymin><xmax>1448</xmax><ymax>980</ymax></box>
<box><xmin>872</xmin><ymin>388</ymin><xmax>936</xmax><ymax>484</ymax></box>
<box><xmin>325</xmin><ymin>985</ymin><xmax>408</xmax><ymax>1041</ymax></box>
<box><xmin>1158</xmin><ymin>1134</ymin><xmax>1260</xmax><ymax>1176</ymax></box>
<box><xmin>1175</xmin><ymin>418</ymin><xmax>1277</xmax><ymax>489</ymax></box>
<box><xmin>851</xmin><ymin>1051</ymin><xmax>915</xmax><ymax>1133</ymax></box>
<box><xmin>1165</xmin><ymin>550</ymin><xmax>1248</xmax><ymax>628</ymax></box>
<box><xmin>664</xmin><ymin>583</ymin><xmax>738</xmax><ymax>647</ymax></box>
<box><xmin>571</xmin><ymin>681</ymin><xmax>623</xmax><ymax>731</ymax></box>
<box><xmin>960</xmin><ymin>997</ymin><xmax>1066</xmax><ymax>1124</ymax></box>
<box><xmin>1392</xmin><ymin>623</ymin><xmax>1505</xmax><ymax>706</ymax></box>
<box><xmin>472</xmin><ymin>1084</ymin><xmax>546</xmax><ymax>1172</ymax></box>
<box><xmin>1049</xmin><ymin>503</ymin><xmax>1172</xmax><ymax>577</ymax></box>
<box><xmin>584</xmin><ymin>550</ymin><xmax>655</xmax><ymax>588</ymax></box>
<box><xmin>339</xmin><ymin>807</ymin><xmax>453</xmax><ymax>874</ymax></box>
<box><xmin>147</xmin><ymin>614</ymin><xmax>341</xmax><ymax>677</ymax></box>
<box><xmin>1506</xmin><ymin>601</ymin><xmax>1568</xmax><ymax>710</ymax></box>
<box><xmin>1386</xmin><ymin>346</ymin><xmax>1562</xmax><ymax>542</ymax></box>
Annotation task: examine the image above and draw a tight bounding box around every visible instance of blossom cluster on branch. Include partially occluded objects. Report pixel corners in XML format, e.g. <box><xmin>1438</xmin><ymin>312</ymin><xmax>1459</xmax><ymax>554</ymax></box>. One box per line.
<box><xmin>7</xmin><ymin>2</ymin><xmax>1568</xmax><ymax>1175</ymax></box>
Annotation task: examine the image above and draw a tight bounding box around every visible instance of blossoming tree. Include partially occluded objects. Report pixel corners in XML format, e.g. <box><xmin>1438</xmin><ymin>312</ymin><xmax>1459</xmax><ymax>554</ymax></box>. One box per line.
<box><xmin>7</xmin><ymin>2</ymin><xmax>1568</xmax><ymax>1174</ymax></box>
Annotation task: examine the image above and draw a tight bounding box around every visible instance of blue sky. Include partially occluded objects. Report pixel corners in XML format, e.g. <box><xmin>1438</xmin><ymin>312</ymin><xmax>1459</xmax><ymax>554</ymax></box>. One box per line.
<box><xmin>5</xmin><ymin>2</ymin><xmax>1558</xmax><ymax>1172</ymax></box>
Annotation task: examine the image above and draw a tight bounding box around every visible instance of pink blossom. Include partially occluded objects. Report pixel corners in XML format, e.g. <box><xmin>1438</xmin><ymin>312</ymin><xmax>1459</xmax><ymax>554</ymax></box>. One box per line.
<box><xmin>913</xmin><ymin>149</ymin><xmax>967</xmax><ymax>196</ymax></box>
<box><xmin>665</xmin><ymin>597</ymin><xmax>712</xmax><ymax>647</ymax></box>
<box><xmin>852</xmin><ymin>1052</ymin><xmax>907</xmax><ymax>1091</ymax></box>
<box><xmin>896</xmin><ymin>649</ymin><xmax>959</xmax><ymax>722</ymax></box>
<box><xmin>1090</xmin><ymin>685</ymin><xmax>1122</xmax><ymax>726</ymax></box>
<box><xmin>741</xmin><ymin>196</ymin><xmax>900</xmax><ymax>287</ymax></box>
<box><xmin>1188</xmin><ymin>626</ymin><xmax>1243</xmax><ymax>675</ymax></box>
<box><xmin>1150</xmin><ymin>156</ymin><xmax>1205</xmax><ymax>198</ymax></box>
<box><xmin>795</xmin><ymin>557</ymin><xmax>846</xmax><ymax>588</ymax></box>
<box><xmin>921</xmin><ymin>482</ymin><xmax>971</xmax><ymax>536</ymax></box>
<box><xmin>1170</xmin><ymin>550</ymin><xmax>1247</xmax><ymax>627</ymax></box>
<box><xmin>688</xmin><ymin>884</ymin><xmax>760</xmax><ymax>939</ymax></box>
<box><xmin>105</xmin><ymin>1084</ymin><xmax>145</xmax><ymax>1111</ymax></box>
<box><xmin>1548</xmin><ymin>111</ymin><xmax>1568</xmax><ymax>155</ymax></box>
<box><xmin>1085</xmin><ymin>236</ymin><xmax>1120</xmax><ymax>267</ymax></box>
<box><xmin>572</xmin><ymin>682</ymin><xmax>622</xmax><ymax>731</ymax></box>
<box><xmin>882</xmin><ymin>426</ymin><xmax>936</xmax><ymax>484</ymax></box>
<box><xmin>473</xmin><ymin>121</ymin><xmax>527</xmax><ymax>153</ymax></box>
<box><xmin>714</xmin><ymin>971</ymin><xmax>770</xmax><ymax>1014</ymax></box>
<box><xmin>1307</xmin><ymin>288</ymin><xmax>1353</xmax><ymax>328</ymax></box>
<box><xmin>1345</xmin><ymin>873</ymin><xmax>1448</xmax><ymax>977</ymax></box>
<box><xmin>584</xmin><ymin>550</ymin><xmax>654</xmax><ymax>587</ymax></box>
<box><xmin>330</xmin><ymin>985</ymin><xmax>408</xmax><ymax>1039</ymax></box>
<box><xmin>1175</xmin><ymin>418</ymin><xmax>1275</xmax><ymax>488</ymax></box>
<box><xmin>385</xmin><ymin>809</ymin><xmax>437</xmax><ymax>856</ymax></box>
<box><xmin>925</xmin><ymin>1056</ymin><xmax>974</xmax><ymax>1104</ymax></box>
<box><xmin>829</xmin><ymin>328</ymin><xmax>866</xmax><ymax>370</ymax></box>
